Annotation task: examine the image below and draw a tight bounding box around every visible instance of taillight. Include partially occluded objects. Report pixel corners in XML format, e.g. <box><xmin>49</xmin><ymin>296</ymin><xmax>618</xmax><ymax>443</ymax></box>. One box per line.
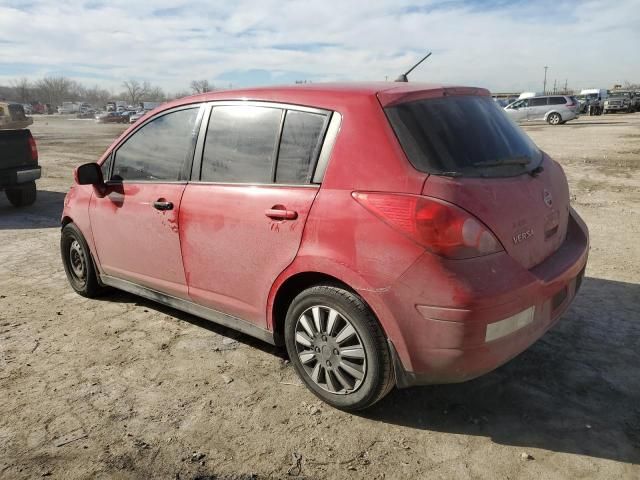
<box><xmin>565</xmin><ymin>100</ymin><xmax>576</xmax><ymax>107</ymax></box>
<box><xmin>27</xmin><ymin>132</ymin><xmax>38</xmax><ymax>162</ymax></box>
<box><xmin>352</xmin><ymin>192</ymin><xmax>503</xmax><ymax>259</ymax></box>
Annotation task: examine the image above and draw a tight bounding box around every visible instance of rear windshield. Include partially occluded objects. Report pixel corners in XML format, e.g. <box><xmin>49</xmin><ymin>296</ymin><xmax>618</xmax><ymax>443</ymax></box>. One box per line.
<box><xmin>385</xmin><ymin>95</ymin><xmax>542</xmax><ymax>177</ymax></box>
<box><xmin>8</xmin><ymin>104</ymin><xmax>27</xmax><ymax>120</ymax></box>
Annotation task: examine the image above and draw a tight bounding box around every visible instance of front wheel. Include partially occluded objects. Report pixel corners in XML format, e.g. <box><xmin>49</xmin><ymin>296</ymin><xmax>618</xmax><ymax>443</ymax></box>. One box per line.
<box><xmin>5</xmin><ymin>181</ymin><xmax>36</xmax><ymax>207</ymax></box>
<box><xmin>61</xmin><ymin>223</ymin><xmax>103</xmax><ymax>297</ymax></box>
<box><xmin>284</xmin><ymin>285</ymin><xmax>394</xmax><ymax>411</ymax></box>
<box><xmin>547</xmin><ymin>112</ymin><xmax>562</xmax><ymax>125</ymax></box>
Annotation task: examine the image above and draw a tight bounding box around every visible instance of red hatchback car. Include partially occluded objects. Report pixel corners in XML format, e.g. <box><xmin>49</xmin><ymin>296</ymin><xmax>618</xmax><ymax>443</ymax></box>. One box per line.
<box><xmin>61</xmin><ymin>83</ymin><xmax>589</xmax><ymax>410</ymax></box>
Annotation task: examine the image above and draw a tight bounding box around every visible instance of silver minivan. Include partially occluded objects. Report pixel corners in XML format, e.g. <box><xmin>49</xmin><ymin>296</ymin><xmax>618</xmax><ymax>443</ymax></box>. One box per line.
<box><xmin>504</xmin><ymin>95</ymin><xmax>580</xmax><ymax>125</ymax></box>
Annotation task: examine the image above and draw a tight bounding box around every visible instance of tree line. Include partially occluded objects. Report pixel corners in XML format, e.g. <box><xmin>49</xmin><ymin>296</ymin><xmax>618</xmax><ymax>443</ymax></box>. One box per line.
<box><xmin>0</xmin><ymin>76</ymin><xmax>215</xmax><ymax>107</ymax></box>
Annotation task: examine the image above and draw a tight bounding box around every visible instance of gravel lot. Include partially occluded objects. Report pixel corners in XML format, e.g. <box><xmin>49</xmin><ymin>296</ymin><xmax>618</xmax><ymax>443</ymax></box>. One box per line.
<box><xmin>1</xmin><ymin>113</ymin><xmax>639</xmax><ymax>479</ymax></box>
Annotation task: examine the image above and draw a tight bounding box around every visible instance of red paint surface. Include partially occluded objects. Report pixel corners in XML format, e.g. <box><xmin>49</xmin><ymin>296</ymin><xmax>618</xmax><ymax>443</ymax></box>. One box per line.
<box><xmin>179</xmin><ymin>184</ymin><xmax>318</xmax><ymax>327</ymax></box>
<box><xmin>89</xmin><ymin>183</ymin><xmax>188</xmax><ymax>298</ymax></box>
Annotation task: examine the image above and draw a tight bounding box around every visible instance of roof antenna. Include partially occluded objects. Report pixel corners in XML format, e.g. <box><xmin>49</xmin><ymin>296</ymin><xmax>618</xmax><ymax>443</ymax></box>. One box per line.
<box><xmin>395</xmin><ymin>52</ymin><xmax>432</xmax><ymax>82</ymax></box>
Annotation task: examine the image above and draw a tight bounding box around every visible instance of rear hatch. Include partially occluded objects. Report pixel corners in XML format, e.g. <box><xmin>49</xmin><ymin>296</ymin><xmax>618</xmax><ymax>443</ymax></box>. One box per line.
<box><xmin>383</xmin><ymin>92</ymin><xmax>569</xmax><ymax>269</ymax></box>
<box><xmin>0</xmin><ymin>129</ymin><xmax>36</xmax><ymax>170</ymax></box>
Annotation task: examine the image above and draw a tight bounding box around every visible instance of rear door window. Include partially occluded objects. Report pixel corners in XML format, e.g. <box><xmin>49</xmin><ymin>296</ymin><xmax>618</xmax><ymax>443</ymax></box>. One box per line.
<box><xmin>201</xmin><ymin>106</ymin><xmax>282</xmax><ymax>183</ymax></box>
<box><xmin>385</xmin><ymin>95</ymin><xmax>541</xmax><ymax>178</ymax></box>
<box><xmin>529</xmin><ymin>97</ymin><xmax>548</xmax><ymax>107</ymax></box>
<box><xmin>549</xmin><ymin>97</ymin><xmax>567</xmax><ymax>105</ymax></box>
<box><xmin>276</xmin><ymin>110</ymin><xmax>327</xmax><ymax>184</ymax></box>
<box><xmin>112</xmin><ymin>107</ymin><xmax>200</xmax><ymax>181</ymax></box>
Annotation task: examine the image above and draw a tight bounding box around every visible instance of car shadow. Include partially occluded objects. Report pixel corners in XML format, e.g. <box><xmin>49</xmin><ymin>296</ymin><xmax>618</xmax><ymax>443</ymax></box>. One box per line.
<box><xmin>360</xmin><ymin>276</ymin><xmax>640</xmax><ymax>465</ymax></box>
<box><xmin>93</xmin><ymin>275</ymin><xmax>640</xmax><ymax>464</ymax></box>
<box><xmin>0</xmin><ymin>190</ymin><xmax>66</xmax><ymax>229</ymax></box>
<box><xmin>95</xmin><ymin>288</ymin><xmax>287</xmax><ymax>359</ymax></box>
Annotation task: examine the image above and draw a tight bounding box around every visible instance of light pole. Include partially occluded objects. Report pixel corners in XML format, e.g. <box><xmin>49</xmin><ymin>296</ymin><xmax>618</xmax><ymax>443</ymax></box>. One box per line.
<box><xmin>543</xmin><ymin>66</ymin><xmax>548</xmax><ymax>94</ymax></box>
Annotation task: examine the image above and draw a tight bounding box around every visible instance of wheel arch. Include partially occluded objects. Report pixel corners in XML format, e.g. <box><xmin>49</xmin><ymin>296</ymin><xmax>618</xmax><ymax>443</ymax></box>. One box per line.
<box><xmin>267</xmin><ymin>261</ymin><xmax>404</xmax><ymax>357</ymax></box>
<box><xmin>271</xmin><ymin>271</ymin><xmax>356</xmax><ymax>346</ymax></box>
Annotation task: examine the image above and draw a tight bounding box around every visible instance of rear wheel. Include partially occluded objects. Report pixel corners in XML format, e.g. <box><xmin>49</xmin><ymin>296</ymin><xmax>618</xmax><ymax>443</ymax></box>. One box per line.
<box><xmin>284</xmin><ymin>285</ymin><xmax>394</xmax><ymax>411</ymax></box>
<box><xmin>5</xmin><ymin>181</ymin><xmax>36</xmax><ymax>207</ymax></box>
<box><xmin>547</xmin><ymin>112</ymin><xmax>562</xmax><ymax>125</ymax></box>
<box><xmin>61</xmin><ymin>223</ymin><xmax>102</xmax><ymax>297</ymax></box>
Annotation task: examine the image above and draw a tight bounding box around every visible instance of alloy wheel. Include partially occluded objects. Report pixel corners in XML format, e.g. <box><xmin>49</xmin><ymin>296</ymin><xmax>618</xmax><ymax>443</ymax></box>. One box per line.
<box><xmin>294</xmin><ymin>305</ymin><xmax>367</xmax><ymax>395</ymax></box>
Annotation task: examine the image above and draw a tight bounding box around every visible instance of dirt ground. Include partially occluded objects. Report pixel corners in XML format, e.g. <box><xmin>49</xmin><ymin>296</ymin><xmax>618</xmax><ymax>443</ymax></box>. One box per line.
<box><xmin>1</xmin><ymin>113</ymin><xmax>639</xmax><ymax>479</ymax></box>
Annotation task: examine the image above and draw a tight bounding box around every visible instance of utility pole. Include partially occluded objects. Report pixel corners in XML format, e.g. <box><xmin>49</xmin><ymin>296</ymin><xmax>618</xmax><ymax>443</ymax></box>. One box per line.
<box><xmin>553</xmin><ymin>79</ymin><xmax>557</xmax><ymax>94</ymax></box>
<box><xmin>564</xmin><ymin>79</ymin><xmax>568</xmax><ymax>93</ymax></box>
<box><xmin>543</xmin><ymin>66</ymin><xmax>548</xmax><ymax>94</ymax></box>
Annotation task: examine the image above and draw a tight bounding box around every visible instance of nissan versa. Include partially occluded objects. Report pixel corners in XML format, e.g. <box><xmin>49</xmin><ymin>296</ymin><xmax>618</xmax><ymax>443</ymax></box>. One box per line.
<box><xmin>60</xmin><ymin>83</ymin><xmax>589</xmax><ymax>410</ymax></box>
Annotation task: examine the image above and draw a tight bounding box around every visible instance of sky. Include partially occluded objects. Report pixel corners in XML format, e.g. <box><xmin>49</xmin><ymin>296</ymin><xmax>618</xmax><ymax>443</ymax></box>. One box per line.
<box><xmin>0</xmin><ymin>0</ymin><xmax>639</xmax><ymax>94</ymax></box>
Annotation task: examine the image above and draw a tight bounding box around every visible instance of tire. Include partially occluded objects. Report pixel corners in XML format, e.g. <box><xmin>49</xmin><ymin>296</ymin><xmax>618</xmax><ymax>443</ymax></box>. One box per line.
<box><xmin>60</xmin><ymin>223</ymin><xmax>102</xmax><ymax>298</ymax></box>
<box><xmin>547</xmin><ymin>112</ymin><xmax>562</xmax><ymax>125</ymax></box>
<box><xmin>284</xmin><ymin>285</ymin><xmax>394</xmax><ymax>411</ymax></box>
<box><xmin>5</xmin><ymin>181</ymin><xmax>36</xmax><ymax>207</ymax></box>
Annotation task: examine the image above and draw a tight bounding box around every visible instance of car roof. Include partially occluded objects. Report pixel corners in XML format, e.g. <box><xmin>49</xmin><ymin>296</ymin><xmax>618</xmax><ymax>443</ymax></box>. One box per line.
<box><xmin>158</xmin><ymin>82</ymin><xmax>490</xmax><ymax>112</ymax></box>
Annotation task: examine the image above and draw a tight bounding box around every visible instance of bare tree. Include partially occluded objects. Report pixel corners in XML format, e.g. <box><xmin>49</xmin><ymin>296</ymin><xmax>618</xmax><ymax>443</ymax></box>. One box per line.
<box><xmin>83</xmin><ymin>85</ymin><xmax>112</xmax><ymax>107</ymax></box>
<box><xmin>142</xmin><ymin>85</ymin><xmax>166</xmax><ymax>102</ymax></box>
<box><xmin>10</xmin><ymin>77</ymin><xmax>31</xmax><ymax>103</ymax></box>
<box><xmin>190</xmin><ymin>79</ymin><xmax>212</xmax><ymax>94</ymax></box>
<box><xmin>121</xmin><ymin>79</ymin><xmax>148</xmax><ymax>105</ymax></box>
<box><xmin>169</xmin><ymin>90</ymin><xmax>191</xmax><ymax>100</ymax></box>
<box><xmin>34</xmin><ymin>76</ymin><xmax>74</xmax><ymax>106</ymax></box>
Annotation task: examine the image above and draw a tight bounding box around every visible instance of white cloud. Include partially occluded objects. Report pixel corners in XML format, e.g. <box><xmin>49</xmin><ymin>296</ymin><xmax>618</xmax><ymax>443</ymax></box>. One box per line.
<box><xmin>0</xmin><ymin>0</ymin><xmax>638</xmax><ymax>93</ymax></box>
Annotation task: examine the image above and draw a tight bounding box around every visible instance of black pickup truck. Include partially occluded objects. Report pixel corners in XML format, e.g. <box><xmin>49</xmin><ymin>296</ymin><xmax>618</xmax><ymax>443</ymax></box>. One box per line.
<box><xmin>0</xmin><ymin>128</ymin><xmax>41</xmax><ymax>207</ymax></box>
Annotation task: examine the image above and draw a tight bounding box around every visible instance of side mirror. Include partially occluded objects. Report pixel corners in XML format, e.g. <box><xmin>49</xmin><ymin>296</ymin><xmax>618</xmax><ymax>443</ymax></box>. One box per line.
<box><xmin>75</xmin><ymin>162</ymin><xmax>103</xmax><ymax>185</ymax></box>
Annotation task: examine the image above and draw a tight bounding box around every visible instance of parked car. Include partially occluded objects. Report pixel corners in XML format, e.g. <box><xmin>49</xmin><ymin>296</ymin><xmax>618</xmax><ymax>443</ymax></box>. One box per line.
<box><xmin>95</xmin><ymin>111</ymin><xmax>127</xmax><ymax>124</ymax></box>
<box><xmin>119</xmin><ymin>110</ymin><xmax>137</xmax><ymax>121</ymax></box>
<box><xmin>128</xmin><ymin>111</ymin><xmax>146</xmax><ymax>123</ymax></box>
<box><xmin>504</xmin><ymin>95</ymin><xmax>580</xmax><ymax>125</ymax></box>
<box><xmin>61</xmin><ymin>83</ymin><xmax>589</xmax><ymax>410</ymax></box>
<box><xmin>77</xmin><ymin>110</ymin><xmax>97</xmax><ymax>119</ymax></box>
<box><xmin>0</xmin><ymin>127</ymin><xmax>40</xmax><ymax>207</ymax></box>
<box><xmin>603</xmin><ymin>91</ymin><xmax>635</xmax><ymax>114</ymax></box>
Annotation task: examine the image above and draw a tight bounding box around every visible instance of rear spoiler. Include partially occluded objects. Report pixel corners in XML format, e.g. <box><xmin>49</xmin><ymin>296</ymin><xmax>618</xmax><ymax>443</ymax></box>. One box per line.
<box><xmin>378</xmin><ymin>86</ymin><xmax>491</xmax><ymax>108</ymax></box>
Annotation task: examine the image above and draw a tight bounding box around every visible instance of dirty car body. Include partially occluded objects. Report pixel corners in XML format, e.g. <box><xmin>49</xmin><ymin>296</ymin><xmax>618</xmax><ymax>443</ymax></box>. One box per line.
<box><xmin>61</xmin><ymin>83</ymin><xmax>589</xmax><ymax>409</ymax></box>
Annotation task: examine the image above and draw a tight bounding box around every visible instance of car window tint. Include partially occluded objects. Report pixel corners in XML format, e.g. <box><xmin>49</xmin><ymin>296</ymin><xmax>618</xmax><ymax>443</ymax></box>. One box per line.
<box><xmin>529</xmin><ymin>97</ymin><xmax>548</xmax><ymax>107</ymax></box>
<box><xmin>549</xmin><ymin>97</ymin><xmax>566</xmax><ymax>105</ymax></box>
<box><xmin>112</xmin><ymin>108</ymin><xmax>199</xmax><ymax>181</ymax></box>
<box><xmin>276</xmin><ymin>111</ymin><xmax>326</xmax><ymax>184</ymax></box>
<box><xmin>385</xmin><ymin>95</ymin><xmax>541</xmax><ymax>177</ymax></box>
<box><xmin>201</xmin><ymin>106</ymin><xmax>282</xmax><ymax>183</ymax></box>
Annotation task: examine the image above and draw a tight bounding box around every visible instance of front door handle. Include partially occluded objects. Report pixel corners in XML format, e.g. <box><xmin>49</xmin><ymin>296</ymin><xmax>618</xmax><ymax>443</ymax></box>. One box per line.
<box><xmin>265</xmin><ymin>207</ymin><xmax>298</xmax><ymax>220</ymax></box>
<box><xmin>153</xmin><ymin>200</ymin><xmax>174</xmax><ymax>211</ymax></box>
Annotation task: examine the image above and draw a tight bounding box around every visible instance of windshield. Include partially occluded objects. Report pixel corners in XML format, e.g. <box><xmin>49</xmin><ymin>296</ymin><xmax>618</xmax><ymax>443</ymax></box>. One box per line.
<box><xmin>610</xmin><ymin>91</ymin><xmax>630</xmax><ymax>97</ymax></box>
<box><xmin>385</xmin><ymin>95</ymin><xmax>542</xmax><ymax>177</ymax></box>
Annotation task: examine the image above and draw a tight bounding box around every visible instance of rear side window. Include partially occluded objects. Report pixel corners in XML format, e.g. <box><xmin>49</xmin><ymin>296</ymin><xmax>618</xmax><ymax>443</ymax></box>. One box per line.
<box><xmin>201</xmin><ymin>106</ymin><xmax>282</xmax><ymax>183</ymax></box>
<box><xmin>529</xmin><ymin>97</ymin><xmax>548</xmax><ymax>107</ymax></box>
<box><xmin>8</xmin><ymin>104</ymin><xmax>26</xmax><ymax>120</ymax></box>
<box><xmin>549</xmin><ymin>97</ymin><xmax>567</xmax><ymax>105</ymax></box>
<box><xmin>276</xmin><ymin>111</ymin><xmax>326</xmax><ymax>184</ymax></box>
<box><xmin>385</xmin><ymin>95</ymin><xmax>541</xmax><ymax>177</ymax></box>
<box><xmin>112</xmin><ymin>107</ymin><xmax>199</xmax><ymax>181</ymax></box>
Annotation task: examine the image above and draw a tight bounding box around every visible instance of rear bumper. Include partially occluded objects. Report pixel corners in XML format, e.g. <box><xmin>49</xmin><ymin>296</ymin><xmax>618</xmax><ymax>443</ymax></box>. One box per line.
<box><xmin>383</xmin><ymin>209</ymin><xmax>589</xmax><ymax>388</ymax></box>
<box><xmin>0</xmin><ymin>166</ymin><xmax>41</xmax><ymax>187</ymax></box>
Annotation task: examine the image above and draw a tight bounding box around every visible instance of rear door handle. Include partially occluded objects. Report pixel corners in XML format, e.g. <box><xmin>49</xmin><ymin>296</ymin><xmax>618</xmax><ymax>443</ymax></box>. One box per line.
<box><xmin>153</xmin><ymin>200</ymin><xmax>174</xmax><ymax>211</ymax></box>
<box><xmin>265</xmin><ymin>207</ymin><xmax>298</xmax><ymax>220</ymax></box>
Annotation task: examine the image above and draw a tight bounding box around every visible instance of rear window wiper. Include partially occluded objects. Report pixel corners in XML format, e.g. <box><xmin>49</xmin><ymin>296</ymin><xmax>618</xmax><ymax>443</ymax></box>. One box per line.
<box><xmin>472</xmin><ymin>158</ymin><xmax>530</xmax><ymax>167</ymax></box>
